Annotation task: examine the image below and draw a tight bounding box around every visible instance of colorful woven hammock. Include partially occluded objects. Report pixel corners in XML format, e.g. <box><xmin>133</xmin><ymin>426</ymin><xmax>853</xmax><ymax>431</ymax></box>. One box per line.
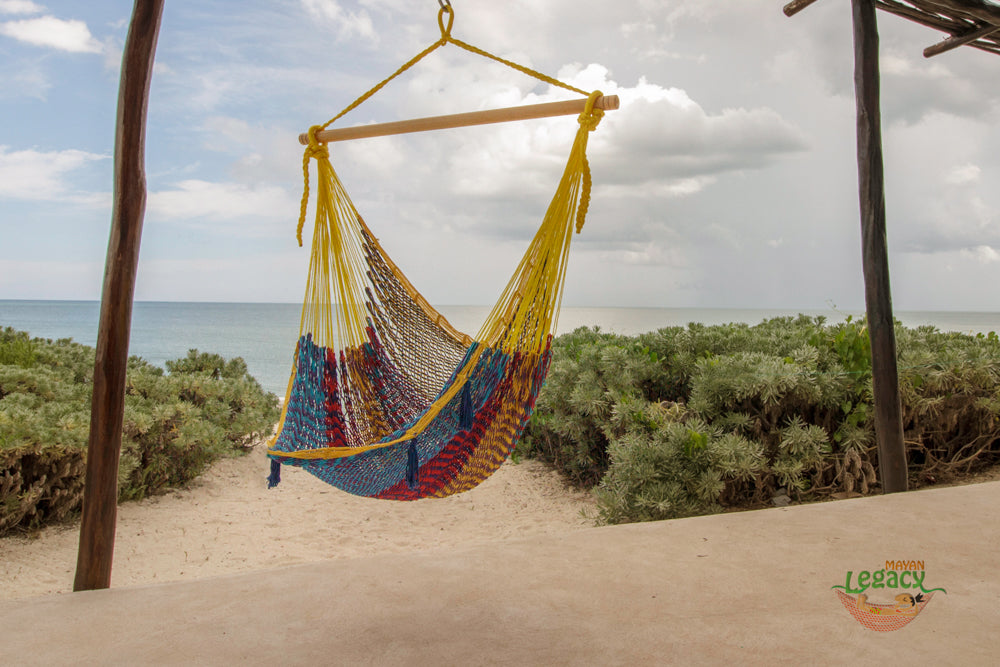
<box><xmin>266</xmin><ymin>3</ymin><xmax>607</xmax><ymax>500</ymax></box>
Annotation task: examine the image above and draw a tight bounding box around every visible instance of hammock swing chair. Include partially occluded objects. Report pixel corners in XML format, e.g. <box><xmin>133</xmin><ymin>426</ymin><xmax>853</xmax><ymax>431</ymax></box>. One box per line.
<box><xmin>266</xmin><ymin>1</ymin><xmax>616</xmax><ymax>500</ymax></box>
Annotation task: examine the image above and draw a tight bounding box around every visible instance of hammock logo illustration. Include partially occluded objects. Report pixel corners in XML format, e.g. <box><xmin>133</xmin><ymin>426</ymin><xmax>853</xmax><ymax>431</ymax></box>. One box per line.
<box><xmin>832</xmin><ymin>560</ymin><xmax>945</xmax><ymax>632</ymax></box>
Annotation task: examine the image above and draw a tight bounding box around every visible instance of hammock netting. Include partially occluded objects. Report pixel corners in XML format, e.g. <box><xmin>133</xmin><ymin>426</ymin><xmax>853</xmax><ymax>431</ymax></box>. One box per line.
<box><xmin>266</xmin><ymin>5</ymin><xmax>605</xmax><ymax>500</ymax></box>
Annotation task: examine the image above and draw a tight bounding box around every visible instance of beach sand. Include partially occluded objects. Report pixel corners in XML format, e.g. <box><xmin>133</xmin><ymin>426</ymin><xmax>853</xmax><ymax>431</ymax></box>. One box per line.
<box><xmin>0</xmin><ymin>445</ymin><xmax>595</xmax><ymax>601</ymax></box>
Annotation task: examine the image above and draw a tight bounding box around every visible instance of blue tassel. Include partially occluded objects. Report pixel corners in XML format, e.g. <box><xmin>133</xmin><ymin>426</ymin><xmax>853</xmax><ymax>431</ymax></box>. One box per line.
<box><xmin>406</xmin><ymin>440</ymin><xmax>419</xmax><ymax>490</ymax></box>
<box><xmin>460</xmin><ymin>382</ymin><xmax>473</xmax><ymax>431</ymax></box>
<box><xmin>267</xmin><ymin>458</ymin><xmax>281</xmax><ymax>489</ymax></box>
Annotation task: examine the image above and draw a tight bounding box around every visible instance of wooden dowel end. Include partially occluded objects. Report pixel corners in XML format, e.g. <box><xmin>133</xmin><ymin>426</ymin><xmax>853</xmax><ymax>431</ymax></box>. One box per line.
<box><xmin>298</xmin><ymin>94</ymin><xmax>620</xmax><ymax>145</ymax></box>
<box><xmin>598</xmin><ymin>95</ymin><xmax>620</xmax><ymax>111</ymax></box>
<box><xmin>924</xmin><ymin>24</ymin><xmax>999</xmax><ymax>57</ymax></box>
<box><xmin>784</xmin><ymin>0</ymin><xmax>823</xmax><ymax>17</ymax></box>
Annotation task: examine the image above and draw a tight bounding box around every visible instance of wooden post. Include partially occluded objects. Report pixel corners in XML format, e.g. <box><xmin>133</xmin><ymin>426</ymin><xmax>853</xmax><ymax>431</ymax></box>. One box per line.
<box><xmin>851</xmin><ymin>0</ymin><xmax>908</xmax><ymax>494</ymax></box>
<box><xmin>74</xmin><ymin>0</ymin><xmax>164</xmax><ymax>592</ymax></box>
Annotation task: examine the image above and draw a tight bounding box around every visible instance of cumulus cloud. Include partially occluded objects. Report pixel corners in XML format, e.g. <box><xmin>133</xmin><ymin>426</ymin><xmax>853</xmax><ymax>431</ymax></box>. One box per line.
<box><xmin>297</xmin><ymin>57</ymin><xmax>809</xmax><ymax>263</ymax></box>
<box><xmin>945</xmin><ymin>163</ymin><xmax>981</xmax><ymax>186</ymax></box>
<box><xmin>963</xmin><ymin>245</ymin><xmax>1000</xmax><ymax>265</ymax></box>
<box><xmin>897</xmin><ymin>187</ymin><xmax>998</xmax><ymax>256</ymax></box>
<box><xmin>0</xmin><ymin>15</ymin><xmax>103</xmax><ymax>53</ymax></box>
<box><xmin>426</xmin><ymin>63</ymin><xmax>806</xmax><ymax>206</ymax></box>
<box><xmin>300</xmin><ymin>0</ymin><xmax>376</xmax><ymax>42</ymax></box>
<box><xmin>598</xmin><ymin>87</ymin><xmax>808</xmax><ymax>185</ymax></box>
<box><xmin>148</xmin><ymin>180</ymin><xmax>297</xmax><ymax>228</ymax></box>
<box><xmin>0</xmin><ymin>60</ymin><xmax>49</xmax><ymax>99</ymax></box>
<box><xmin>891</xmin><ymin>136</ymin><xmax>999</xmax><ymax>258</ymax></box>
<box><xmin>0</xmin><ymin>146</ymin><xmax>106</xmax><ymax>201</ymax></box>
<box><xmin>199</xmin><ymin>116</ymin><xmax>306</xmax><ymax>184</ymax></box>
<box><xmin>0</xmin><ymin>0</ymin><xmax>43</xmax><ymax>15</ymax></box>
<box><xmin>0</xmin><ymin>259</ymin><xmax>103</xmax><ymax>300</ymax></box>
<box><xmin>880</xmin><ymin>49</ymin><xmax>998</xmax><ymax>123</ymax></box>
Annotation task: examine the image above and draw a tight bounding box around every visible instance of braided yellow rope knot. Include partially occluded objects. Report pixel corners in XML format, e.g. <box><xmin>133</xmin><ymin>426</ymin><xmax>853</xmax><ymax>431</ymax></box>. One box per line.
<box><xmin>304</xmin><ymin>125</ymin><xmax>329</xmax><ymax>160</ymax></box>
<box><xmin>297</xmin><ymin>125</ymin><xmax>330</xmax><ymax>246</ymax></box>
<box><xmin>578</xmin><ymin>90</ymin><xmax>605</xmax><ymax>132</ymax></box>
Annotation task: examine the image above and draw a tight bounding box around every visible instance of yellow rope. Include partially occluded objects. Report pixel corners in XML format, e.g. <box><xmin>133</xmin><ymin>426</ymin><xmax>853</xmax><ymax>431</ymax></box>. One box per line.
<box><xmin>296</xmin><ymin>4</ymin><xmax>599</xmax><ymax>243</ymax></box>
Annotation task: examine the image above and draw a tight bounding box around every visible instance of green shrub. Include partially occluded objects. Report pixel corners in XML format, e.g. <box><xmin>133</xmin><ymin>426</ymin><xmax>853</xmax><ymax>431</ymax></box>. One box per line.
<box><xmin>522</xmin><ymin>317</ymin><xmax>1000</xmax><ymax>524</ymax></box>
<box><xmin>0</xmin><ymin>328</ymin><xmax>280</xmax><ymax>534</ymax></box>
<box><xmin>0</xmin><ymin>330</ymin><xmax>36</xmax><ymax>368</ymax></box>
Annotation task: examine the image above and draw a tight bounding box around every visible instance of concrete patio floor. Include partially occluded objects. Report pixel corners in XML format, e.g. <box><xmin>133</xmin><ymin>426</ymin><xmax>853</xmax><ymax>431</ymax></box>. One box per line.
<box><xmin>2</xmin><ymin>481</ymin><xmax>998</xmax><ymax>665</ymax></box>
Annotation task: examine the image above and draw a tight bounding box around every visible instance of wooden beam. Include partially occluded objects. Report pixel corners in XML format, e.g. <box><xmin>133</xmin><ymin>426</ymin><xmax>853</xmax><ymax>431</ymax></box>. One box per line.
<box><xmin>924</xmin><ymin>24</ymin><xmax>1000</xmax><ymax>57</ymax></box>
<box><xmin>74</xmin><ymin>0</ymin><xmax>164</xmax><ymax>592</ymax></box>
<box><xmin>922</xmin><ymin>0</ymin><xmax>1000</xmax><ymax>25</ymax></box>
<box><xmin>299</xmin><ymin>95</ymin><xmax>620</xmax><ymax>145</ymax></box>
<box><xmin>851</xmin><ymin>0</ymin><xmax>908</xmax><ymax>494</ymax></box>
<box><xmin>783</xmin><ymin>0</ymin><xmax>823</xmax><ymax>17</ymax></box>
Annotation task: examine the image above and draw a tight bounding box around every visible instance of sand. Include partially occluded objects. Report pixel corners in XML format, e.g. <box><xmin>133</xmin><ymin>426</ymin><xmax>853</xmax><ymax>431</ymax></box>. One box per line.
<box><xmin>0</xmin><ymin>445</ymin><xmax>595</xmax><ymax>601</ymax></box>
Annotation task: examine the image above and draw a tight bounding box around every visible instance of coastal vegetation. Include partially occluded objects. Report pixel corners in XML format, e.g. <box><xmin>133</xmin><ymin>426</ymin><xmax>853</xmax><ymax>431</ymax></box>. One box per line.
<box><xmin>5</xmin><ymin>315</ymin><xmax>999</xmax><ymax>536</ymax></box>
<box><xmin>519</xmin><ymin>316</ymin><xmax>1000</xmax><ymax>524</ymax></box>
<box><xmin>0</xmin><ymin>327</ymin><xmax>279</xmax><ymax>536</ymax></box>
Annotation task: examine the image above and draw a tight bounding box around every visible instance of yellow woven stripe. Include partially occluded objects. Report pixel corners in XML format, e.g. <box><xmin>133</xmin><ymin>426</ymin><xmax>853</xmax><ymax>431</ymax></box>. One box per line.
<box><xmin>267</xmin><ymin>440</ymin><xmax>398</xmax><ymax>461</ymax></box>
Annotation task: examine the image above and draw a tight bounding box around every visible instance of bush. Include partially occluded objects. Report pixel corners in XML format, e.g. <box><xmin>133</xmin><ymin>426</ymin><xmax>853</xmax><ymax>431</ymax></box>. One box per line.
<box><xmin>520</xmin><ymin>316</ymin><xmax>1000</xmax><ymax>524</ymax></box>
<box><xmin>0</xmin><ymin>328</ymin><xmax>280</xmax><ymax>535</ymax></box>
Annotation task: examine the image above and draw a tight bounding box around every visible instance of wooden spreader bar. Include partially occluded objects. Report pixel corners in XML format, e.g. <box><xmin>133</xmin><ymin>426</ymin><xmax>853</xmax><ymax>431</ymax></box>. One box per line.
<box><xmin>299</xmin><ymin>94</ymin><xmax>620</xmax><ymax>145</ymax></box>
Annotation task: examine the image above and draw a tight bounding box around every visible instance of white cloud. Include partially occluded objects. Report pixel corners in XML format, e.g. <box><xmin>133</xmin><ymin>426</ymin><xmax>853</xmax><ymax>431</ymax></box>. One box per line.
<box><xmin>300</xmin><ymin>0</ymin><xmax>375</xmax><ymax>42</ymax></box>
<box><xmin>963</xmin><ymin>245</ymin><xmax>1000</xmax><ymax>265</ymax></box>
<box><xmin>148</xmin><ymin>180</ymin><xmax>297</xmax><ymax>226</ymax></box>
<box><xmin>945</xmin><ymin>163</ymin><xmax>981</xmax><ymax>186</ymax></box>
<box><xmin>199</xmin><ymin>116</ymin><xmax>304</xmax><ymax>183</ymax></box>
<box><xmin>0</xmin><ymin>15</ymin><xmax>103</xmax><ymax>53</ymax></box>
<box><xmin>0</xmin><ymin>146</ymin><xmax>106</xmax><ymax>201</ymax></box>
<box><xmin>134</xmin><ymin>254</ymin><xmax>305</xmax><ymax>303</ymax></box>
<box><xmin>595</xmin><ymin>80</ymin><xmax>808</xmax><ymax>185</ymax></box>
<box><xmin>0</xmin><ymin>60</ymin><xmax>50</xmax><ymax>99</ymax></box>
<box><xmin>9</xmin><ymin>0</ymin><xmax>998</xmax><ymax>311</ymax></box>
<box><xmin>0</xmin><ymin>259</ymin><xmax>103</xmax><ymax>300</ymax></box>
<box><xmin>430</xmin><ymin>63</ymin><xmax>806</xmax><ymax>206</ymax></box>
<box><xmin>0</xmin><ymin>0</ymin><xmax>43</xmax><ymax>15</ymax></box>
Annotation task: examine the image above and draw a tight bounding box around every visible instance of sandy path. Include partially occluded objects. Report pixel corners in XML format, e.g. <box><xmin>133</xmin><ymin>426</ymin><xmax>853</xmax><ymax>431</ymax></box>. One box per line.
<box><xmin>0</xmin><ymin>446</ymin><xmax>595</xmax><ymax>600</ymax></box>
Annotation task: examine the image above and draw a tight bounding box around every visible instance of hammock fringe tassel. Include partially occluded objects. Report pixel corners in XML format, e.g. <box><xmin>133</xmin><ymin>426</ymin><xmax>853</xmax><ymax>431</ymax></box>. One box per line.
<box><xmin>406</xmin><ymin>440</ymin><xmax>419</xmax><ymax>490</ymax></box>
<box><xmin>267</xmin><ymin>458</ymin><xmax>281</xmax><ymax>489</ymax></box>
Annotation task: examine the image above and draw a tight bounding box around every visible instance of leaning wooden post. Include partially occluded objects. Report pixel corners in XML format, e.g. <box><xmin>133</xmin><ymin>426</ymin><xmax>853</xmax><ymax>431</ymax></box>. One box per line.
<box><xmin>851</xmin><ymin>0</ymin><xmax>908</xmax><ymax>494</ymax></box>
<box><xmin>74</xmin><ymin>0</ymin><xmax>164</xmax><ymax>592</ymax></box>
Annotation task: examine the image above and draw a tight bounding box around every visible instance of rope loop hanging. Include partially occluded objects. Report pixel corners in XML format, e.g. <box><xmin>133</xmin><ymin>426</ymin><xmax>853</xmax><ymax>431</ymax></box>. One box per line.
<box><xmin>437</xmin><ymin>3</ymin><xmax>454</xmax><ymax>42</ymax></box>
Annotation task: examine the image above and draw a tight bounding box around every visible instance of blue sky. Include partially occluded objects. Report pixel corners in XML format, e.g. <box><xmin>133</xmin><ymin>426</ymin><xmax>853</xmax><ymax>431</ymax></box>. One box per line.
<box><xmin>1</xmin><ymin>0</ymin><xmax>999</xmax><ymax>310</ymax></box>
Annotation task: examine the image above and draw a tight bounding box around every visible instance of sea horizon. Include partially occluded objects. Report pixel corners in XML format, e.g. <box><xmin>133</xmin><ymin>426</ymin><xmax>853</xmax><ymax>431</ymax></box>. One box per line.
<box><xmin>4</xmin><ymin>299</ymin><xmax>999</xmax><ymax>395</ymax></box>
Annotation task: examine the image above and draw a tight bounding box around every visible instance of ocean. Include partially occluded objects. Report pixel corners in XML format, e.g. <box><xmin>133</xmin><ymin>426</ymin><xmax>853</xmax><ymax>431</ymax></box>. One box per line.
<box><xmin>2</xmin><ymin>300</ymin><xmax>999</xmax><ymax>396</ymax></box>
